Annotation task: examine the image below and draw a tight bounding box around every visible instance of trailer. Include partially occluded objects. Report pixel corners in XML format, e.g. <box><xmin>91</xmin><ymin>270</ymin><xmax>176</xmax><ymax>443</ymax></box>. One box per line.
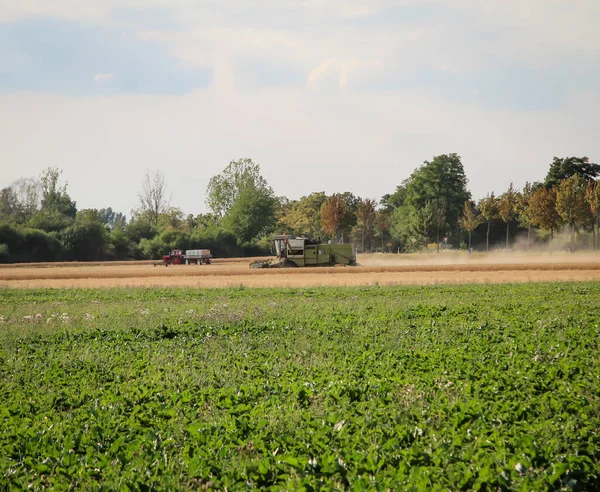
<box><xmin>250</xmin><ymin>235</ymin><xmax>356</xmax><ymax>268</ymax></box>
<box><xmin>162</xmin><ymin>249</ymin><xmax>212</xmax><ymax>266</ymax></box>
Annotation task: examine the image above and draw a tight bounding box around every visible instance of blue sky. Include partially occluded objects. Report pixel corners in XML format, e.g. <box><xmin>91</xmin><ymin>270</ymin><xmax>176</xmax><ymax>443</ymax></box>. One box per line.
<box><xmin>0</xmin><ymin>0</ymin><xmax>598</xmax><ymax>215</ymax></box>
<box><xmin>0</xmin><ymin>17</ymin><xmax>211</xmax><ymax>94</ymax></box>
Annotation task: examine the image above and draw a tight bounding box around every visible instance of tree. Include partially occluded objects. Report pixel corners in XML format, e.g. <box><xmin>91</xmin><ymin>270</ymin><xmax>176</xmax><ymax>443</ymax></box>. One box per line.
<box><xmin>109</xmin><ymin>227</ymin><xmax>134</xmax><ymax>260</ymax></box>
<box><xmin>28</xmin><ymin>210</ymin><xmax>74</xmax><ymax>233</ymax></box>
<box><xmin>585</xmin><ymin>180</ymin><xmax>600</xmax><ymax>250</ymax></box>
<box><xmin>404</xmin><ymin>154</ymin><xmax>470</xmax><ymax>246</ymax></box>
<box><xmin>320</xmin><ymin>194</ymin><xmax>351</xmax><ymax>242</ymax></box>
<box><xmin>194</xmin><ymin>213</ymin><xmax>219</xmax><ymax>231</ymax></box>
<box><xmin>517</xmin><ymin>182</ymin><xmax>539</xmax><ymax>251</ymax></box>
<box><xmin>0</xmin><ymin>188</ymin><xmax>19</xmax><ymax>221</ymax></box>
<box><xmin>432</xmin><ymin>201</ymin><xmax>446</xmax><ymax>252</ymax></box>
<box><xmin>39</xmin><ymin>167</ymin><xmax>77</xmax><ymax>217</ymax></box>
<box><xmin>337</xmin><ymin>192</ymin><xmax>360</xmax><ymax>240</ymax></box>
<box><xmin>158</xmin><ymin>207</ymin><xmax>185</xmax><ymax>231</ymax></box>
<box><xmin>529</xmin><ymin>187</ymin><xmax>561</xmax><ymax>251</ymax></box>
<box><xmin>61</xmin><ymin>209</ymin><xmax>109</xmax><ymax>261</ymax></box>
<box><xmin>460</xmin><ymin>200</ymin><xmax>483</xmax><ymax>251</ymax></box>
<box><xmin>375</xmin><ymin>210</ymin><xmax>391</xmax><ymax>252</ymax></box>
<box><xmin>390</xmin><ymin>201</ymin><xmax>435</xmax><ymax>251</ymax></box>
<box><xmin>138</xmin><ymin>171</ymin><xmax>170</xmax><ymax>228</ymax></box>
<box><xmin>11</xmin><ymin>177</ymin><xmax>41</xmax><ymax>222</ymax></box>
<box><xmin>98</xmin><ymin>208</ymin><xmax>116</xmax><ymax>227</ymax></box>
<box><xmin>356</xmin><ymin>198</ymin><xmax>377</xmax><ymax>252</ymax></box>
<box><xmin>380</xmin><ymin>185</ymin><xmax>407</xmax><ymax>213</ymax></box>
<box><xmin>545</xmin><ymin>157</ymin><xmax>600</xmax><ymax>188</ymax></box>
<box><xmin>206</xmin><ymin>158</ymin><xmax>277</xmax><ymax>243</ymax></box>
<box><xmin>207</xmin><ymin>158</ymin><xmax>271</xmax><ymax>217</ymax></box>
<box><xmin>478</xmin><ymin>193</ymin><xmax>499</xmax><ymax>252</ymax></box>
<box><xmin>556</xmin><ymin>175</ymin><xmax>586</xmax><ymax>252</ymax></box>
<box><xmin>499</xmin><ymin>183</ymin><xmax>520</xmax><ymax>249</ymax></box>
<box><xmin>278</xmin><ymin>192</ymin><xmax>327</xmax><ymax>238</ymax></box>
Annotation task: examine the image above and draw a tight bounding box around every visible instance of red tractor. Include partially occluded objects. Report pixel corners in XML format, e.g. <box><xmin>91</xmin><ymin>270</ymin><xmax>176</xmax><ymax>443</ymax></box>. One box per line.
<box><xmin>162</xmin><ymin>249</ymin><xmax>212</xmax><ymax>266</ymax></box>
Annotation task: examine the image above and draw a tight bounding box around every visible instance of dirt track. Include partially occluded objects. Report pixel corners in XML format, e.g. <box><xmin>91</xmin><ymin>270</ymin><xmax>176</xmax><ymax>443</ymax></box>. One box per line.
<box><xmin>2</xmin><ymin>253</ymin><xmax>600</xmax><ymax>289</ymax></box>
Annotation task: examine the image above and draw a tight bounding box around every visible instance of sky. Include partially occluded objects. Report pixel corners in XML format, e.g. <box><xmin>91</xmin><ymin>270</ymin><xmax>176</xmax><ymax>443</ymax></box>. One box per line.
<box><xmin>1</xmin><ymin>0</ymin><xmax>599</xmax><ymax>216</ymax></box>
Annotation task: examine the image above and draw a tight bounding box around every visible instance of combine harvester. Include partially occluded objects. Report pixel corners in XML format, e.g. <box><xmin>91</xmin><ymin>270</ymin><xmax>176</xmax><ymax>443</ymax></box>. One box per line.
<box><xmin>250</xmin><ymin>235</ymin><xmax>356</xmax><ymax>268</ymax></box>
<box><xmin>161</xmin><ymin>249</ymin><xmax>212</xmax><ymax>266</ymax></box>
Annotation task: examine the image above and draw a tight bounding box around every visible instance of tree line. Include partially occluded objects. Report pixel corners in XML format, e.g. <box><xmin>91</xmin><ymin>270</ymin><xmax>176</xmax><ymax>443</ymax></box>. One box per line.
<box><xmin>0</xmin><ymin>155</ymin><xmax>599</xmax><ymax>263</ymax></box>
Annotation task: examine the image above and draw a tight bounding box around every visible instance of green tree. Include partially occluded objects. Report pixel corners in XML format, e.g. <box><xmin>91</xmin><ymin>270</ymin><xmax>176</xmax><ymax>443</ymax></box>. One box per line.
<box><xmin>585</xmin><ymin>180</ymin><xmax>600</xmax><ymax>251</ymax></box>
<box><xmin>404</xmin><ymin>154</ymin><xmax>470</xmax><ymax>246</ymax></box>
<box><xmin>97</xmin><ymin>207</ymin><xmax>126</xmax><ymax>230</ymax></box>
<box><xmin>459</xmin><ymin>200</ymin><xmax>483</xmax><ymax>251</ymax></box>
<box><xmin>545</xmin><ymin>157</ymin><xmax>600</xmax><ymax>188</ymax></box>
<box><xmin>222</xmin><ymin>189</ymin><xmax>277</xmax><ymax>243</ymax></box>
<box><xmin>61</xmin><ymin>209</ymin><xmax>109</xmax><ymax>261</ymax></box>
<box><xmin>0</xmin><ymin>188</ymin><xmax>19</xmax><ymax>221</ymax></box>
<box><xmin>158</xmin><ymin>207</ymin><xmax>185</xmax><ymax>231</ymax></box>
<box><xmin>11</xmin><ymin>177</ymin><xmax>41</xmax><ymax>222</ymax></box>
<box><xmin>556</xmin><ymin>175</ymin><xmax>586</xmax><ymax>252</ymax></box>
<box><xmin>109</xmin><ymin>227</ymin><xmax>134</xmax><ymax>260</ymax></box>
<box><xmin>126</xmin><ymin>214</ymin><xmax>158</xmax><ymax>245</ymax></box>
<box><xmin>380</xmin><ymin>185</ymin><xmax>407</xmax><ymax>213</ymax></box>
<box><xmin>28</xmin><ymin>210</ymin><xmax>74</xmax><ymax>233</ymax></box>
<box><xmin>391</xmin><ymin>201</ymin><xmax>435</xmax><ymax>251</ymax></box>
<box><xmin>27</xmin><ymin>168</ymin><xmax>76</xmax><ymax>232</ymax></box>
<box><xmin>478</xmin><ymin>193</ymin><xmax>499</xmax><ymax>252</ymax></box>
<box><xmin>499</xmin><ymin>183</ymin><xmax>520</xmax><ymax>249</ymax></box>
<box><xmin>194</xmin><ymin>213</ymin><xmax>219</xmax><ymax>231</ymax></box>
<box><xmin>278</xmin><ymin>192</ymin><xmax>327</xmax><ymax>238</ymax></box>
<box><xmin>138</xmin><ymin>229</ymin><xmax>190</xmax><ymax>260</ymax></box>
<box><xmin>206</xmin><ymin>158</ymin><xmax>277</xmax><ymax>244</ymax></box>
<box><xmin>39</xmin><ymin>167</ymin><xmax>77</xmax><ymax>217</ymax></box>
<box><xmin>529</xmin><ymin>187</ymin><xmax>561</xmax><ymax>251</ymax></box>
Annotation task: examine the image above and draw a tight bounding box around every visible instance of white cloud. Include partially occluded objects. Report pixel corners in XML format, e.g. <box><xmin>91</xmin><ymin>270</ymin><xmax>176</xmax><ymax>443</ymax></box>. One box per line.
<box><xmin>3</xmin><ymin>0</ymin><xmax>599</xmax><ymax>94</ymax></box>
<box><xmin>94</xmin><ymin>73</ymin><xmax>115</xmax><ymax>82</ymax></box>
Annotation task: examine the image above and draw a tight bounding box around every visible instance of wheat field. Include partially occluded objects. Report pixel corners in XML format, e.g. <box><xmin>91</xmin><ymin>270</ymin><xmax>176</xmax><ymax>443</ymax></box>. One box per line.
<box><xmin>1</xmin><ymin>252</ymin><xmax>600</xmax><ymax>288</ymax></box>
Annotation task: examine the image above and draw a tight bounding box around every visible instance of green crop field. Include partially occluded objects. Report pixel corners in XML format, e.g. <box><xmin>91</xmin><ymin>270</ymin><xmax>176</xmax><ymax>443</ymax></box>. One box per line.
<box><xmin>1</xmin><ymin>284</ymin><xmax>599</xmax><ymax>490</ymax></box>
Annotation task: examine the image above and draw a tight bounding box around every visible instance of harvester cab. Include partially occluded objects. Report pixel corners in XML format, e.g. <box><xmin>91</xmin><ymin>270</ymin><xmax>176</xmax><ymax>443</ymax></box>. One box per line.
<box><xmin>273</xmin><ymin>235</ymin><xmax>305</xmax><ymax>260</ymax></box>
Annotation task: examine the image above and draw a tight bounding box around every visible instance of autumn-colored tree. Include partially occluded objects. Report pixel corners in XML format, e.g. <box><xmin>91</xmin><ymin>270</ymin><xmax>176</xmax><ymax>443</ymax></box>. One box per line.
<box><xmin>585</xmin><ymin>180</ymin><xmax>600</xmax><ymax>250</ymax></box>
<box><xmin>556</xmin><ymin>175</ymin><xmax>586</xmax><ymax>252</ymax></box>
<box><xmin>356</xmin><ymin>198</ymin><xmax>377</xmax><ymax>252</ymax></box>
<box><xmin>459</xmin><ymin>200</ymin><xmax>484</xmax><ymax>251</ymax></box>
<box><xmin>478</xmin><ymin>193</ymin><xmax>499</xmax><ymax>252</ymax></box>
<box><xmin>320</xmin><ymin>194</ymin><xmax>351</xmax><ymax>242</ymax></box>
<box><xmin>529</xmin><ymin>187</ymin><xmax>561</xmax><ymax>251</ymax></box>
<box><xmin>498</xmin><ymin>183</ymin><xmax>520</xmax><ymax>249</ymax></box>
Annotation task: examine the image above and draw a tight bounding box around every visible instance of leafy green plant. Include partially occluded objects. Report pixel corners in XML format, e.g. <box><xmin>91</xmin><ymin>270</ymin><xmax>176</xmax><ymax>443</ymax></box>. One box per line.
<box><xmin>1</xmin><ymin>283</ymin><xmax>599</xmax><ymax>489</ymax></box>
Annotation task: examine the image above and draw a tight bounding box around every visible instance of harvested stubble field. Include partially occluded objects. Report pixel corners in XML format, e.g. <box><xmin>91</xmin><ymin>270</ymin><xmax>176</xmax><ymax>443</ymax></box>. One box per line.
<box><xmin>1</xmin><ymin>253</ymin><xmax>600</xmax><ymax>289</ymax></box>
<box><xmin>1</xmin><ymin>284</ymin><xmax>599</xmax><ymax>489</ymax></box>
